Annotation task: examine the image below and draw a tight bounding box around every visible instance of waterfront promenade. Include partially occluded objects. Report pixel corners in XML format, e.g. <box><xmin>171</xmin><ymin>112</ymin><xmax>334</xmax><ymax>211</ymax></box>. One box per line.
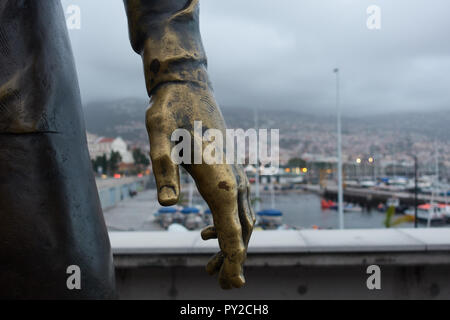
<box><xmin>103</xmin><ymin>189</ymin><xmax>162</xmax><ymax>231</ymax></box>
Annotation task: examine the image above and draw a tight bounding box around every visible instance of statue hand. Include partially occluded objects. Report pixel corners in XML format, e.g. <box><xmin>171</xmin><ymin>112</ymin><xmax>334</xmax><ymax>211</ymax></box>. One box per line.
<box><xmin>146</xmin><ymin>82</ymin><xmax>255</xmax><ymax>289</ymax></box>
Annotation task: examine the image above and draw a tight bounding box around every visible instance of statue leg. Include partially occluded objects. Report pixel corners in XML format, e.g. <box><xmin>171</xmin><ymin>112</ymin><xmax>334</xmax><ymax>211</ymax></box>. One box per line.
<box><xmin>0</xmin><ymin>1</ymin><xmax>115</xmax><ymax>299</ymax></box>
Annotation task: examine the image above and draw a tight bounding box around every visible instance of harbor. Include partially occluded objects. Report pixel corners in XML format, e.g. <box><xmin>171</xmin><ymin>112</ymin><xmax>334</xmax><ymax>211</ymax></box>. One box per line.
<box><xmin>103</xmin><ymin>179</ymin><xmax>450</xmax><ymax>299</ymax></box>
<box><xmin>100</xmin><ymin>176</ymin><xmax>450</xmax><ymax>232</ymax></box>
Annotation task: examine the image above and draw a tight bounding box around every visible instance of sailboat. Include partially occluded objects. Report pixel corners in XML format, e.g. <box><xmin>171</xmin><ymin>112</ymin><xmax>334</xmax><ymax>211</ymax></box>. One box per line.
<box><xmin>406</xmin><ymin>144</ymin><xmax>448</xmax><ymax>225</ymax></box>
<box><xmin>180</xmin><ymin>177</ymin><xmax>204</xmax><ymax>230</ymax></box>
<box><xmin>154</xmin><ymin>206</ymin><xmax>177</xmax><ymax>229</ymax></box>
<box><xmin>426</xmin><ymin>143</ymin><xmax>442</xmax><ymax>227</ymax></box>
<box><xmin>256</xmin><ymin>178</ymin><xmax>284</xmax><ymax>229</ymax></box>
<box><xmin>252</xmin><ymin>108</ymin><xmax>283</xmax><ymax>229</ymax></box>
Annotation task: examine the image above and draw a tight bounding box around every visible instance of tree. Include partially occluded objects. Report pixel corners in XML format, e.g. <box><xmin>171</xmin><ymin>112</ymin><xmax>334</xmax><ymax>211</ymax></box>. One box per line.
<box><xmin>92</xmin><ymin>154</ymin><xmax>107</xmax><ymax>175</ymax></box>
<box><xmin>287</xmin><ymin>158</ymin><xmax>306</xmax><ymax>168</ymax></box>
<box><xmin>132</xmin><ymin>148</ymin><xmax>150</xmax><ymax>166</ymax></box>
<box><xmin>108</xmin><ymin>151</ymin><xmax>122</xmax><ymax>174</ymax></box>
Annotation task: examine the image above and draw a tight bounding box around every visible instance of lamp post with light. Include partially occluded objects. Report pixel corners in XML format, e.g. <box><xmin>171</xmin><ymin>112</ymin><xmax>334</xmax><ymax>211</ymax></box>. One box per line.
<box><xmin>368</xmin><ymin>156</ymin><xmax>376</xmax><ymax>182</ymax></box>
<box><xmin>356</xmin><ymin>157</ymin><xmax>362</xmax><ymax>181</ymax></box>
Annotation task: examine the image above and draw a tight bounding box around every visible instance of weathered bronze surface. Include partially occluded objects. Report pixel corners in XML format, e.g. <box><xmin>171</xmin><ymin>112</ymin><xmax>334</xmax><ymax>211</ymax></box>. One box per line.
<box><xmin>0</xmin><ymin>0</ymin><xmax>253</xmax><ymax>298</ymax></box>
<box><xmin>125</xmin><ymin>0</ymin><xmax>255</xmax><ymax>289</ymax></box>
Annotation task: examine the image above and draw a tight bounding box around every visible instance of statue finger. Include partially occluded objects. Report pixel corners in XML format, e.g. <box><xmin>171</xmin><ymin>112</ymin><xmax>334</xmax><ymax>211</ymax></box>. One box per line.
<box><xmin>146</xmin><ymin>103</ymin><xmax>180</xmax><ymax>206</ymax></box>
<box><xmin>206</xmin><ymin>251</ymin><xmax>224</xmax><ymax>276</ymax></box>
<box><xmin>201</xmin><ymin>225</ymin><xmax>217</xmax><ymax>240</ymax></box>
<box><xmin>188</xmin><ymin>164</ymin><xmax>246</xmax><ymax>289</ymax></box>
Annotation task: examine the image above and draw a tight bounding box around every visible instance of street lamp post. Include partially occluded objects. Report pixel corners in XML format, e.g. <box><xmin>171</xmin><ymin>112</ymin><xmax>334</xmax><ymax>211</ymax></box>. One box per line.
<box><xmin>334</xmin><ymin>68</ymin><xmax>344</xmax><ymax>229</ymax></box>
<box><xmin>413</xmin><ymin>155</ymin><xmax>418</xmax><ymax>228</ymax></box>
<box><xmin>254</xmin><ymin>108</ymin><xmax>261</xmax><ymax>213</ymax></box>
<box><xmin>368</xmin><ymin>156</ymin><xmax>376</xmax><ymax>181</ymax></box>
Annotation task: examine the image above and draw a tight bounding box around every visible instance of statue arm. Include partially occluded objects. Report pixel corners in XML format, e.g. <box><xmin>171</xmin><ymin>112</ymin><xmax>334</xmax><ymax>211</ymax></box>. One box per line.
<box><xmin>123</xmin><ymin>0</ymin><xmax>255</xmax><ymax>290</ymax></box>
<box><xmin>124</xmin><ymin>0</ymin><xmax>210</xmax><ymax>95</ymax></box>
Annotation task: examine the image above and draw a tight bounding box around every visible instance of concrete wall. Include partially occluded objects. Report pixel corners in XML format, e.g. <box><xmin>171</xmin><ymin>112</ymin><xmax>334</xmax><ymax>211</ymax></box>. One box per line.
<box><xmin>110</xmin><ymin>229</ymin><xmax>450</xmax><ymax>300</ymax></box>
<box><xmin>115</xmin><ymin>264</ymin><xmax>449</xmax><ymax>300</ymax></box>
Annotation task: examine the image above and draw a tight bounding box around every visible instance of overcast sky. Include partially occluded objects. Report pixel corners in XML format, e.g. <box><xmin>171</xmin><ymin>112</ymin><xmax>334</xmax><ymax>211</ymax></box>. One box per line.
<box><xmin>62</xmin><ymin>0</ymin><xmax>450</xmax><ymax>115</ymax></box>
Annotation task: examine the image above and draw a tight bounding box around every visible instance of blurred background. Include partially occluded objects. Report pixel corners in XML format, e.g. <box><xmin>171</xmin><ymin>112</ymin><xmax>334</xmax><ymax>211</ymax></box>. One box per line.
<box><xmin>61</xmin><ymin>0</ymin><xmax>449</xmax><ymax>231</ymax></box>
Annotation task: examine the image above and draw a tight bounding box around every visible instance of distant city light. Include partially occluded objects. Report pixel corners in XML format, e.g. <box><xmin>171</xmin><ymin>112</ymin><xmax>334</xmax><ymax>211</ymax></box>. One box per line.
<box><xmin>114</xmin><ymin>174</ymin><xmax>121</xmax><ymax>179</ymax></box>
<box><xmin>356</xmin><ymin>158</ymin><xmax>362</xmax><ymax>164</ymax></box>
<box><xmin>302</xmin><ymin>168</ymin><xmax>308</xmax><ymax>173</ymax></box>
<box><xmin>368</xmin><ymin>157</ymin><xmax>374</xmax><ymax>163</ymax></box>
<box><xmin>285</xmin><ymin>168</ymin><xmax>291</xmax><ymax>173</ymax></box>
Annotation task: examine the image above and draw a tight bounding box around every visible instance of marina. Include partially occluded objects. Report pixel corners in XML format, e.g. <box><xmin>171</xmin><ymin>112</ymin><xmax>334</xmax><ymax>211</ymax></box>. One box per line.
<box><xmin>102</xmin><ymin>185</ymin><xmax>412</xmax><ymax>232</ymax></box>
<box><xmin>99</xmin><ymin>174</ymin><xmax>450</xmax><ymax>232</ymax></box>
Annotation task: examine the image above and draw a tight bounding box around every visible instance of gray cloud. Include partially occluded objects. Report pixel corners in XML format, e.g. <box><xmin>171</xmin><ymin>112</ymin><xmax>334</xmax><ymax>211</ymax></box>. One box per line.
<box><xmin>62</xmin><ymin>0</ymin><xmax>450</xmax><ymax>115</ymax></box>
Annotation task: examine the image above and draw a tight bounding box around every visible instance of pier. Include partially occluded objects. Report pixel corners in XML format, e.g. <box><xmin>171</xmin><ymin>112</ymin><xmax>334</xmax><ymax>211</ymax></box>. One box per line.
<box><xmin>302</xmin><ymin>184</ymin><xmax>448</xmax><ymax>207</ymax></box>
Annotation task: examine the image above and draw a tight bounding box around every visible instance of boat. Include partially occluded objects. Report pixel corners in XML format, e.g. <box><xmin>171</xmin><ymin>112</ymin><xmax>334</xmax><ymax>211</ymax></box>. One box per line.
<box><xmin>343</xmin><ymin>203</ymin><xmax>363</xmax><ymax>213</ymax></box>
<box><xmin>360</xmin><ymin>180</ymin><xmax>376</xmax><ymax>188</ymax></box>
<box><xmin>256</xmin><ymin>175</ymin><xmax>284</xmax><ymax>229</ymax></box>
<box><xmin>321</xmin><ymin>199</ymin><xmax>362</xmax><ymax>213</ymax></box>
<box><xmin>321</xmin><ymin>199</ymin><xmax>336</xmax><ymax>210</ymax></box>
<box><xmin>181</xmin><ymin>206</ymin><xmax>200</xmax><ymax>215</ymax></box>
<box><xmin>181</xmin><ymin>206</ymin><xmax>203</xmax><ymax>230</ymax></box>
<box><xmin>405</xmin><ymin>203</ymin><xmax>450</xmax><ymax>223</ymax></box>
<box><xmin>172</xmin><ymin>209</ymin><xmax>185</xmax><ymax>225</ymax></box>
<box><xmin>154</xmin><ymin>206</ymin><xmax>177</xmax><ymax>229</ymax></box>
<box><xmin>167</xmin><ymin>223</ymin><xmax>189</xmax><ymax>232</ymax></box>
<box><xmin>256</xmin><ymin>209</ymin><xmax>283</xmax><ymax>230</ymax></box>
<box><xmin>377</xmin><ymin>197</ymin><xmax>408</xmax><ymax>214</ymax></box>
<box><xmin>386</xmin><ymin>197</ymin><xmax>400</xmax><ymax>208</ymax></box>
<box><xmin>203</xmin><ymin>208</ymin><xmax>213</xmax><ymax>226</ymax></box>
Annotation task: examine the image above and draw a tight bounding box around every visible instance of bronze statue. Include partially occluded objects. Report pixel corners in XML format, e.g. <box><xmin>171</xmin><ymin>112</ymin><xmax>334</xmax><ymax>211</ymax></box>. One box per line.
<box><xmin>0</xmin><ymin>0</ymin><xmax>254</xmax><ymax>298</ymax></box>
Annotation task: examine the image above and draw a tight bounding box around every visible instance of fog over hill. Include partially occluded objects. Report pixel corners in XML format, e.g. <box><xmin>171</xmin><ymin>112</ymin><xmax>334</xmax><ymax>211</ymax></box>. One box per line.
<box><xmin>84</xmin><ymin>98</ymin><xmax>149</xmax><ymax>143</ymax></box>
<box><xmin>83</xmin><ymin>99</ymin><xmax>449</xmax><ymax>144</ymax></box>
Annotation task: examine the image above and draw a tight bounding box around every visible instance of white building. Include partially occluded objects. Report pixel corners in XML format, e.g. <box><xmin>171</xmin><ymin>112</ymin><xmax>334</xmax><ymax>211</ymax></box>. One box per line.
<box><xmin>86</xmin><ymin>133</ymin><xmax>134</xmax><ymax>164</ymax></box>
<box><xmin>111</xmin><ymin>137</ymin><xmax>134</xmax><ymax>164</ymax></box>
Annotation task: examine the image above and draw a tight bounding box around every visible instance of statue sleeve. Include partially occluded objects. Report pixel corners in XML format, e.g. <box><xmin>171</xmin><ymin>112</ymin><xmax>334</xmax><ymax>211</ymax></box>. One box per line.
<box><xmin>123</xmin><ymin>0</ymin><xmax>211</xmax><ymax>96</ymax></box>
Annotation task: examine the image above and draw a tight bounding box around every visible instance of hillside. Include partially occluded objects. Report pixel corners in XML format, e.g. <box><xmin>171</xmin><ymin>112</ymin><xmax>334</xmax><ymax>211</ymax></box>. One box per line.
<box><xmin>83</xmin><ymin>99</ymin><xmax>449</xmax><ymax>144</ymax></box>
